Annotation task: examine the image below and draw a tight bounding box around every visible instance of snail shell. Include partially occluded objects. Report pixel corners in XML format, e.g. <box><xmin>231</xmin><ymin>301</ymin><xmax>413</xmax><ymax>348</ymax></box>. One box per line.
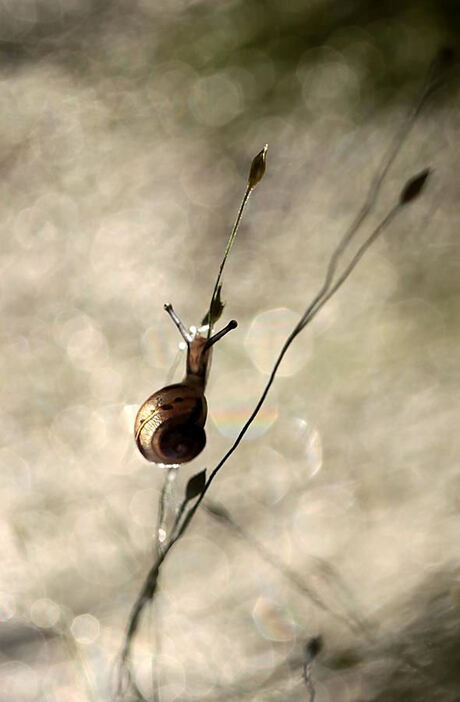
<box><xmin>134</xmin><ymin>310</ymin><xmax>237</xmax><ymax>466</ymax></box>
<box><xmin>134</xmin><ymin>381</ymin><xmax>207</xmax><ymax>465</ymax></box>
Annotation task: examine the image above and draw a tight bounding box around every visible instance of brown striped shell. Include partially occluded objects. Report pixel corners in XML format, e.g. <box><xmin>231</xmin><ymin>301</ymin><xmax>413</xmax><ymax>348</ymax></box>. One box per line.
<box><xmin>134</xmin><ymin>332</ymin><xmax>211</xmax><ymax>465</ymax></box>
<box><xmin>134</xmin><ymin>316</ymin><xmax>237</xmax><ymax>466</ymax></box>
<box><xmin>134</xmin><ymin>381</ymin><xmax>207</xmax><ymax>465</ymax></box>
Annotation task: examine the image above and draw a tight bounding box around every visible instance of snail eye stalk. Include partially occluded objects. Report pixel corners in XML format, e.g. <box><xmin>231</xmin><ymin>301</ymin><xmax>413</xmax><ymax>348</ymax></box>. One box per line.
<box><xmin>204</xmin><ymin>320</ymin><xmax>238</xmax><ymax>350</ymax></box>
<box><xmin>164</xmin><ymin>303</ymin><xmax>191</xmax><ymax>345</ymax></box>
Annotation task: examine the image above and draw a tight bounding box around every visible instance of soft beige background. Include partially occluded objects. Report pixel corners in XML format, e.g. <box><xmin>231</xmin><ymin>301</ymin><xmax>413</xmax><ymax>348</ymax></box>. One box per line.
<box><xmin>0</xmin><ymin>1</ymin><xmax>459</xmax><ymax>700</ymax></box>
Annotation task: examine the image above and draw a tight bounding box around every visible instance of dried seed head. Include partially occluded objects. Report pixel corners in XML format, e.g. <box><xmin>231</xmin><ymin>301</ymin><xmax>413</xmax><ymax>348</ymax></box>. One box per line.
<box><xmin>304</xmin><ymin>636</ymin><xmax>323</xmax><ymax>663</ymax></box>
<box><xmin>248</xmin><ymin>144</ymin><xmax>268</xmax><ymax>190</ymax></box>
<box><xmin>201</xmin><ymin>285</ymin><xmax>225</xmax><ymax>327</ymax></box>
<box><xmin>400</xmin><ymin>168</ymin><xmax>431</xmax><ymax>205</ymax></box>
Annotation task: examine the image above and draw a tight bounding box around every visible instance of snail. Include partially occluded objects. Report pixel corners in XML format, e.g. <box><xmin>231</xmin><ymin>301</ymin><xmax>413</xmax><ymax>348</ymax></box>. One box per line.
<box><xmin>134</xmin><ymin>145</ymin><xmax>267</xmax><ymax>465</ymax></box>
<box><xmin>134</xmin><ymin>304</ymin><xmax>237</xmax><ymax>465</ymax></box>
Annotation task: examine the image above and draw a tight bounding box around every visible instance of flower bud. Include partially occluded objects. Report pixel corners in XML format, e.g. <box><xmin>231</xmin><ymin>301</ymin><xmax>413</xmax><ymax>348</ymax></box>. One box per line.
<box><xmin>248</xmin><ymin>144</ymin><xmax>268</xmax><ymax>190</ymax></box>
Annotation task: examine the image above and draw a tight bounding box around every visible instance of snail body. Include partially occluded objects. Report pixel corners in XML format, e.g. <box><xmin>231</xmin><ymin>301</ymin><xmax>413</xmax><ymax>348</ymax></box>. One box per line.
<box><xmin>135</xmin><ymin>305</ymin><xmax>237</xmax><ymax>465</ymax></box>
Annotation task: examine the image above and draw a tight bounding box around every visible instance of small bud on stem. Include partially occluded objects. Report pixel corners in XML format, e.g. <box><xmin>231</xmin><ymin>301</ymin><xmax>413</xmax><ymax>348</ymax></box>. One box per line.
<box><xmin>304</xmin><ymin>635</ymin><xmax>323</xmax><ymax>663</ymax></box>
<box><xmin>400</xmin><ymin>168</ymin><xmax>431</xmax><ymax>205</ymax></box>
<box><xmin>248</xmin><ymin>144</ymin><xmax>268</xmax><ymax>190</ymax></box>
<box><xmin>186</xmin><ymin>469</ymin><xmax>207</xmax><ymax>501</ymax></box>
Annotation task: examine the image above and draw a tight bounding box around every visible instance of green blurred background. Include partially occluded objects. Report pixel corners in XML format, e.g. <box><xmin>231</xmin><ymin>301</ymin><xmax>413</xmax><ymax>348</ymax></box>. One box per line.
<box><xmin>0</xmin><ymin>1</ymin><xmax>459</xmax><ymax>700</ymax></box>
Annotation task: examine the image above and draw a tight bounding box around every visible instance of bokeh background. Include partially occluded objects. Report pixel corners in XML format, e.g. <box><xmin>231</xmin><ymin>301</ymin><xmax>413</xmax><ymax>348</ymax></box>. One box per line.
<box><xmin>1</xmin><ymin>1</ymin><xmax>459</xmax><ymax>700</ymax></box>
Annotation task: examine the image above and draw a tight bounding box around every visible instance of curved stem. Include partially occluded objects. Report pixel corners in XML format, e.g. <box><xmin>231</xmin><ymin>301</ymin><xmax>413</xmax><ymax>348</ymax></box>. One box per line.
<box><xmin>206</xmin><ymin>185</ymin><xmax>251</xmax><ymax>337</ymax></box>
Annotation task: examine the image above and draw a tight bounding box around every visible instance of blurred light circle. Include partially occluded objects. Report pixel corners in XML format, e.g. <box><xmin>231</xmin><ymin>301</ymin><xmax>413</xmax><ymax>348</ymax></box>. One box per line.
<box><xmin>292</xmin><ymin>485</ymin><xmax>355</xmax><ymax>557</ymax></box>
<box><xmin>189</xmin><ymin>73</ymin><xmax>243</xmax><ymax>127</ymax></box>
<box><xmin>68</xmin><ymin>506</ymin><xmax>131</xmax><ymax>586</ymax></box>
<box><xmin>47</xmin><ymin>685</ymin><xmax>80</xmax><ymax>702</ymax></box>
<box><xmin>248</xmin><ymin>446</ymin><xmax>292</xmax><ymax>504</ymax></box>
<box><xmin>0</xmin><ymin>592</ymin><xmax>16</xmax><ymax>621</ymax></box>
<box><xmin>0</xmin><ymin>661</ymin><xmax>39</xmax><ymax>701</ymax></box>
<box><xmin>164</xmin><ymin>537</ymin><xmax>230</xmax><ymax>611</ymax></box>
<box><xmin>142</xmin><ymin>326</ymin><xmax>185</xmax><ymax>371</ymax></box>
<box><xmin>271</xmin><ymin>416</ymin><xmax>322</xmax><ymax>478</ymax></box>
<box><xmin>129</xmin><ymin>488</ymin><xmax>157</xmax><ymax>526</ymax></box>
<box><xmin>90</xmin><ymin>365</ymin><xmax>123</xmax><ymax>401</ymax></box>
<box><xmin>134</xmin><ymin>651</ymin><xmax>185</xmax><ymax>701</ymax></box>
<box><xmin>252</xmin><ymin>596</ymin><xmax>296</xmax><ymax>642</ymax></box>
<box><xmin>66</xmin><ymin>320</ymin><xmax>108</xmax><ymax>368</ymax></box>
<box><xmin>2</xmin><ymin>0</ymin><xmax>39</xmax><ymax>24</ymax></box>
<box><xmin>122</xmin><ymin>403</ymin><xmax>139</xmax><ymax>430</ymax></box>
<box><xmin>0</xmin><ymin>448</ymin><xmax>31</xmax><ymax>490</ymax></box>
<box><xmin>209</xmin><ymin>369</ymin><xmax>278</xmax><ymax>440</ymax></box>
<box><xmin>298</xmin><ymin>48</ymin><xmax>360</xmax><ymax>114</ymax></box>
<box><xmin>180</xmin><ymin>151</ymin><xmax>239</xmax><ymax>207</ymax></box>
<box><xmin>217</xmin><ymin>636</ymin><xmax>280</xmax><ymax>688</ymax></box>
<box><xmin>71</xmin><ymin>613</ymin><xmax>100</xmax><ymax>645</ymax></box>
<box><xmin>30</xmin><ymin>598</ymin><xmax>60</xmax><ymax>628</ymax></box>
<box><xmin>51</xmin><ymin>405</ymin><xmax>108</xmax><ymax>452</ymax></box>
<box><xmin>245</xmin><ymin>308</ymin><xmax>311</xmax><ymax>377</ymax></box>
<box><xmin>55</xmin><ymin>313</ymin><xmax>107</xmax><ymax>366</ymax></box>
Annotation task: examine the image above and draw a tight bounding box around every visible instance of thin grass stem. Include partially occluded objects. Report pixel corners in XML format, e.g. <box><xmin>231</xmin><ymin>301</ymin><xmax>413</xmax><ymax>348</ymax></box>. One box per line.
<box><xmin>206</xmin><ymin>184</ymin><xmax>251</xmax><ymax>338</ymax></box>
